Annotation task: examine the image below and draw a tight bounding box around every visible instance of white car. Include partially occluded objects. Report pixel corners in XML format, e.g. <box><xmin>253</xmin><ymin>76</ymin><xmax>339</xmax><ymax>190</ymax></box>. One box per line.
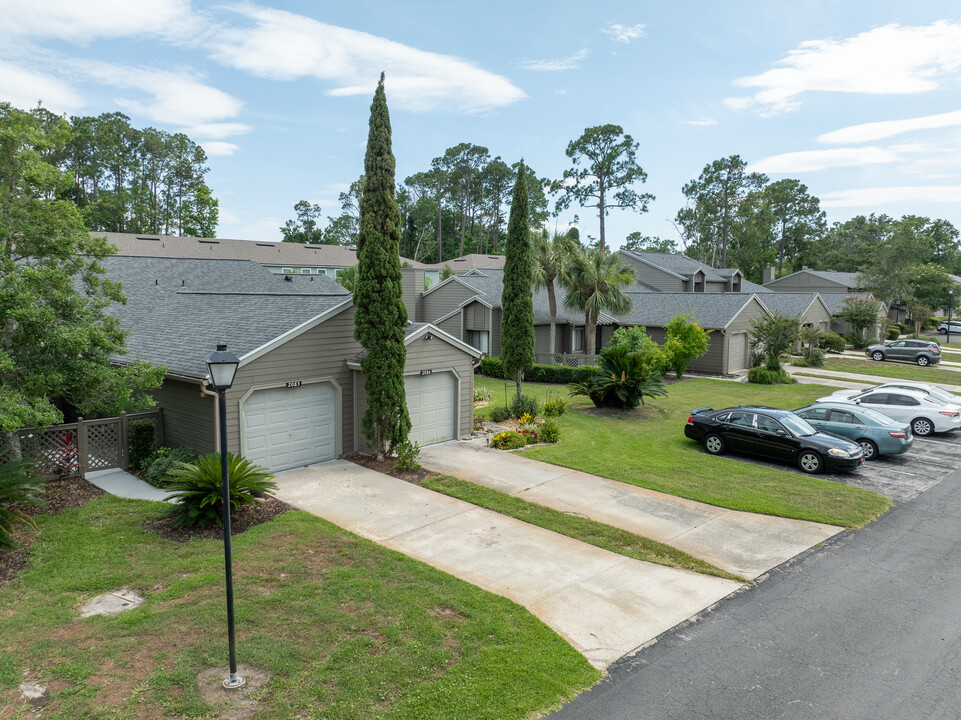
<box><xmin>826</xmin><ymin>381</ymin><xmax>961</xmax><ymax>406</ymax></box>
<box><xmin>815</xmin><ymin>388</ymin><xmax>961</xmax><ymax>436</ymax></box>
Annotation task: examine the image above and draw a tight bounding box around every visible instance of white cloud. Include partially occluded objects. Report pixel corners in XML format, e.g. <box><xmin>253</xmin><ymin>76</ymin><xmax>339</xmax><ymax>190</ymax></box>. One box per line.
<box><xmin>185</xmin><ymin>122</ymin><xmax>253</xmax><ymax>139</ymax></box>
<box><xmin>77</xmin><ymin>61</ymin><xmax>244</xmax><ymax>126</ymax></box>
<box><xmin>731</xmin><ymin>22</ymin><xmax>961</xmax><ymax>114</ymax></box>
<box><xmin>819</xmin><ymin>109</ymin><xmax>961</xmax><ymax>144</ymax></box>
<box><xmin>202</xmin><ymin>141</ymin><xmax>240</xmax><ymax>156</ymax></box>
<box><xmin>602</xmin><ymin>23</ymin><xmax>646</xmax><ymax>43</ymax></box>
<box><xmin>208</xmin><ymin>5</ymin><xmax>526</xmax><ymax>113</ymax></box>
<box><xmin>0</xmin><ymin>59</ymin><xmax>85</xmax><ymax>114</ymax></box>
<box><xmin>555</xmin><ymin>89</ymin><xmax>568</xmax><ymax>96</ymax></box>
<box><xmin>820</xmin><ymin>185</ymin><xmax>961</xmax><ymax>207</ymax></box>
<box><xmin>687</xmin><ymin>118</ymin><xmax>717</xmax><ymax>126</ymax></box>
<box><xmin>749</xmin><ymin>147</ymin><xmax>899</xmax><ymax>173</ymax></box>
<box><xmin>519</xmin><ymin>49</ymin><xmax>589</xmax><ymax>72</ymax></box>
<box><xmin>0</xmin><ymin>0</ymin><xmax>196</xmax><ymax>41</ymax></box>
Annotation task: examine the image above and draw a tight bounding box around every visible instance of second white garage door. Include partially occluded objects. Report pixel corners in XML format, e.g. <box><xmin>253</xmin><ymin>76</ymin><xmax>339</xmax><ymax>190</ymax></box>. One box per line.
<box><xmin>728</xmin><ymin>332</ymin><xmax>749</xmax><ymax>373</ymax></box>
<box><xmin>405</xmin><ymin>372</ymin><xmax>456</xmax><ymax>446</ymax></box>
<box><xmin>242</xmin><ymin>382</ymin><xmax>336</xmax><ymax>473</ymax></box>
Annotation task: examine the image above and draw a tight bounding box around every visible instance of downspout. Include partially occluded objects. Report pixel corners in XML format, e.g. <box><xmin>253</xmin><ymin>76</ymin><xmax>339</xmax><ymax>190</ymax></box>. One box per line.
<box><xmin>200</xmin><ymin>379</ymin><xmax>221</xmax><ymax>452</ymax></box>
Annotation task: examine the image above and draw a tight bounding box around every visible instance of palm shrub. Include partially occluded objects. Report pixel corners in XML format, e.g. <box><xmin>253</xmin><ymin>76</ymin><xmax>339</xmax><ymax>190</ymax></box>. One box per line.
<box><xmin>543</xmin><ymin>397</ymin><xmax>567</xmax><ymax>417</ymax></box>
<box><xmin>539</xmin><ymin>419</ymin><xmax>562</xmax><ymax>443</ymax></box>
<box><xmin>166</xmin><ymin>453</ymin><xmax>277</xmax><ymax>528</ymax></box>
<box><xmin>0</xmin><ymin>451</ymin><xmax>42</xmax><ymax>548</ymax></box>
<box><xmin>569</xmin><ymin>346</ymin><xmax>667</xmax><ymax>409</ymax></box>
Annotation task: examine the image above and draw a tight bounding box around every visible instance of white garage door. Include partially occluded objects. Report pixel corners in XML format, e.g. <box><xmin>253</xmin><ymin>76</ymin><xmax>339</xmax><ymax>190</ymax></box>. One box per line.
<box><xmin>243</xmin><ymin>383</ymin><xmax>336</xmax><ymax>473</ymax></box>
<box><xmin>406</xmin><ymin>372</ymin><xmax>456</xmax><ymax>446</ymax></box>
<box><xmin>728</xmin><ymin>332</ymin><xmax>749</xmax><ymax>372</ymax></box>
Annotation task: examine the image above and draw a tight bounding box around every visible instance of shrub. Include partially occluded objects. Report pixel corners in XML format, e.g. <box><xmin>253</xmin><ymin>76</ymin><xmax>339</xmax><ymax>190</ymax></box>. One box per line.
<box><xmin>488</xmin><ymin>406</ymin><xmax>511</xmax><ymax>423</ymax></box>
<box><xmin>491</xmin><ymin>431</ymin><xmax>529</xmax><ymax>450</ymax></box>
<box><xmin>473</xmin><ymin>387</ymin><xmax>492</xmax><ymax>403</ymax></box>
<box><xmin>609</xmin><ymin>326</ymin><xmax>670</xmax><ymax>374</ymax></box>
<box><xmin>663</xmin><ymin>313</ymin><xmax>711</xmax><ymax>378</ymax></box>
<box><xmin>844</xmin><ymin>331</ymin><xmax>877</xmax><ymax>348</ymax></box>
<box><xmin>144</xmin><ymin>446</ymin><xmax>197</xmax><ymax>488</ymax></box>
<box><xmin>801</xmin><ymin>346</ymin><xmax>826</xmax><ymax>367</ymax></box>
<box><xmin>479</xmin><ymin>357</ymin><xmax>505</xmax><ymax>378</ymax></box>
<box><xmin>819</xmin><ymin>332</ymin><xmax>846</xmax><ymax>353</ymax></box>
<box><xmin>749</xmin><ymin>312</ymin><xmax>800</xmax><ymax>371</ymax></box>
<box><xmin>747</xmin><ymin>367</ymin><xmax>797</xmax><ymax>384</ymax></box>
<box><xmin>569</xmin><ymin>346</ymin><xmax>667</xmax><ymax>409</ymax></box>
<box><xmin>166</xmin><ymin>452</ymin><xmax>277</xmax><ymax>527</ymax></box>
<box><xmin>539</xmin><ymin>419</ymin><xmax>561</xmax><ymax>443</ymax></box>
<box><xmin>394</xmin><ymin>440</ymin><xmax>421</xmax><ymax>472</ymax></box>
<box><xmin>509</xmin><ymin>394</ymin><xmax>540</xmax><ymax>419</ymax></box>
<box><xmin>543</xmin><ymin>397</ymin><xmax>567</xmax><ymax>417</ymax></box>
<box><xmin>0</xmin><ymin>450</ymin><xmax>42</xmax><ymax>549</ymax></box>
<box><xmin>518</xmin><ymin>429</ymin><xmax>539</xmax><ymax>444</ymax></box>
<box><xmin>128</xmin><ymin>419</ymin><xmax>156</xmax><ymax>472</ymax></box>
<box><xmin>525</xmin><ymin>364</ymin><xmax>597</xmax><ymax>384</ymax></box>
<box><xmin>518</xmin><ymin>413</ymin><xmax>536</xmax><ymax>426</ymax></box>
<box><xmin>887</xmin><ymin>327</ymin><xmax>901</xmax><ymax>340</ymax></box>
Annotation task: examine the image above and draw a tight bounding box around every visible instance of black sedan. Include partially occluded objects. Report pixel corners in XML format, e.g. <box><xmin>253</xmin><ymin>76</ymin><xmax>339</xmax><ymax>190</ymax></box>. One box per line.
<box><xmin>684</xmin><ymin>405</ymin><xmax>865</xmax><ymax>474</ymax></box>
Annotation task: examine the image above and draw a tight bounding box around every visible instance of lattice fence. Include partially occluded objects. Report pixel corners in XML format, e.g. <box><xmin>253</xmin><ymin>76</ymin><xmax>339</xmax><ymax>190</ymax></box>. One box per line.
<box><xmin>16</xmin><ymin>410</ymin><xmax>163</xmax><ymax>478</ymax></box>
<box><xmin>535</xmin><ymin>353</ymin><xmax>599</xmax><ymax>367</ymax></box>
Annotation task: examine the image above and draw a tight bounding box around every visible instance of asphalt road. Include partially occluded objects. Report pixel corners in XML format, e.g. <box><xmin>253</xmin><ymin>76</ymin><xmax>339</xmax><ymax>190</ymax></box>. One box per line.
<box><xmin>548</xmin><ymin>467</ymin><xmax>961</xmax><ymax>720</ymax></box>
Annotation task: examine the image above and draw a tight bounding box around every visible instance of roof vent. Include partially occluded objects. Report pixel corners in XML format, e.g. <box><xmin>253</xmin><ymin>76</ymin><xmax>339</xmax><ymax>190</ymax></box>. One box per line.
<box><xmin>155</xmin><ymin>279</ymin><xmax>158</xmax><ymax>286</ymax></box>
<box><xmin>255</xmin><ymin>243</ymin><xmax>275</xmax><ymax>247</ymax></box>
<box><xmin>181</xmin><ymin>280</ymin><xmax>185</xmax><ymax>287</ymax></box>
<box><xmin>284</xmin><ymin>275</ymin><xmax>293</xmax><ymax>282</ymax></box>
<box><xmin>136</xmin><ymin>236</ymin><xmax>160</xmax><ymax>241</ymax></box>
<box><xmin>198</xmin><ymin>239</ymin><xmax>219</xmax><ymax>244</ymax></box>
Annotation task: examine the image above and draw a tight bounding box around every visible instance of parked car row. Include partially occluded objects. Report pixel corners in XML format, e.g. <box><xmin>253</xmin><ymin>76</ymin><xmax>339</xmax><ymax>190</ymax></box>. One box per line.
<box><xmin>684</xmin><ymin>381</ymin><xmax>961</xmax><ymax>474</ymax></box>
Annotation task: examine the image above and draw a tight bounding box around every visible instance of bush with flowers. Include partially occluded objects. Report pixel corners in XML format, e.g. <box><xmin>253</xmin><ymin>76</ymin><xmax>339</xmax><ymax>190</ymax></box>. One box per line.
<box><xmin>490</xmin><ymin>431</ymin><xmax>530</xmax><ymax>450</ymax></box>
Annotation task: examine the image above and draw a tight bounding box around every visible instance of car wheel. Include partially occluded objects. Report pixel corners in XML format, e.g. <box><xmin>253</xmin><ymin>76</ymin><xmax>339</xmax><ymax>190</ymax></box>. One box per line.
<box><xmin>917</xmin><ymin>355</ymin><xmax>930</xmax><ymax>366</ymax></box>
<box><xmin>704</xmin><ymin>433</ymin><xmax>725</xmax><ymax>455</ymax></box>
<box><xmin>871</xmin><ymin>351</ymin><xmax>884</xmax><ymax>361</ymax></box>
<box><xmin>858</xmin><ymin>439</ymin><xmax>879</xmax><ymax>460</ymax></box>
<box><xmin>939</xmin><ymin>328</ymin><xmax>947</xmax><ymax>335</ymax></box>
<box><xmin>911</xmin><ymin>417</ymin><xmax>933</xmax><ymax>436</ymax></box>
<box><xmin>798</xmin><ymin>450</ymin><xmax>823</xmax><ymax>474</ymax></box>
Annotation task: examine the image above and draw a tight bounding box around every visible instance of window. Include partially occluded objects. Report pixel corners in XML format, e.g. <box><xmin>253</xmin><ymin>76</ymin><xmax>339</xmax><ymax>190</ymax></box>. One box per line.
<box><xmin>573</xmin><ymin>328</ymin><xmax>585</xmax><ymax>352</ymax></box>
<box><xmin>755</xmin><ymin>415</ymin><xmax>783</xmax><ymax>433</ymax></box>
<box><xmin>860</xmin><ymin>393</ymin><xmax>888</xmax><ymax>405</ymax></box>
<box><xmin>829</xmin><ymin>410</ymin><xmax>858</xmax><ymax>424</ymax></box>
<box><xmin>798</xmin><ymin>407</ymin><xmax>829</xmax><ymax>421</ymax></box>
<box><xmin>889</xmin><ymin>394</ymin><xmax>919</xmax><ymax>406</ymax></box>
<box><xmin>728</xmin><ymin>412</ymin><xmax>754</xmax><ymax>428</ymax></box>
<box><xmin>467</xmin><ymin>330</ymin><xmax>489</xmax><ymax>353</ymax></box>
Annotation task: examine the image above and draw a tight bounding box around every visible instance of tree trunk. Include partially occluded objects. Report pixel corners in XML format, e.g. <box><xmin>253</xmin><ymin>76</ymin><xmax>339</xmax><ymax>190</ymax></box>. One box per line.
<box><xmin>547</xmin><ymin>280</ymin><xmax>557</xmax><ymax>354</ymax></box>
<box><xmin>598</xmin><ymin>180</ymin><xmax>606</xmax><ymax>253</ymax></box>
<box><xmin>586</xmin><ymin>313</ymin><xmax>598</xmax><ymax>355</ymax></box>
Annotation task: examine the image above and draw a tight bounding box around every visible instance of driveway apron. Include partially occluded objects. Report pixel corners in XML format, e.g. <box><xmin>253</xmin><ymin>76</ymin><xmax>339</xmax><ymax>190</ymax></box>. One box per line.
<box><xmin>272</xmin><ymin>459</ymin><xmax>739</xmax><ymax>670</ymax></box>
<box><xmin>419</xmin><ymin>441</ymin><xmax>843</xmax><ymax>580</ymax></box>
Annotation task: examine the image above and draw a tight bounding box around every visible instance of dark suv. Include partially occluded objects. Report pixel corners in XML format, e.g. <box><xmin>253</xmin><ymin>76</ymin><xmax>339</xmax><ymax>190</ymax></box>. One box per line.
<box><xmin>865</xmin><ymin>339</ymin><xmax>942</xmax><ymax>366</ymax></box>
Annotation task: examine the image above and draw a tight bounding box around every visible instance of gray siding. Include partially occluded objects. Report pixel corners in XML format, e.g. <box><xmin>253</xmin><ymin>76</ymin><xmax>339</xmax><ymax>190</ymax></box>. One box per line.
<box><xmin>491</xmin><ymin>308</ymin><xmax>503</xmax><ymax>355</ymax></box>
<box><xmin>224</xmin><ymin>305</ymin><xmax>361</xmax><ymax>458</ymax></box>
<box><xmin>617</xmin><ymin>252</ymin><xmax>686</xmax><ymax>291</ymax></box>
<box><xmin>727</xmin><ymin>297</ymin><xmax>770</xmax><ymax>334</ymax></box>
<box><xmin>153</xmin><ymin>378</ymin><xmax>216</xmax><ymax>454</ymax></box>
<box><xmin>463</xmin><ymin>301</ymin><xmax>490</xmax><ymax>330</ymax></box>
<box><xmin>421</xmin><ymin>281</ymin><xmax>475</xmax><ymax>323</ymax></box>
<box><xmin>401</xmin><ymin>268</ymin><xmax>426</xmax><ymax>322</ymax></box>
<box><xmin>436</xmin><ymin>311</ymin><xmax>463</xmax><ymax>340</ymax></box>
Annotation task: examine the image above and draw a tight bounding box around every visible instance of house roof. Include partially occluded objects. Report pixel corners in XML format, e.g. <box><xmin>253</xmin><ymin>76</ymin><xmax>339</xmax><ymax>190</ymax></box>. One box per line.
<box><xmin>347</xmin><ymin>321</ymin><xmax>482</xmax><ymax>365</ymax></box>
<box><xmin>616</xmin><ymin>292</ymin><xmax>766</xmax><ymax>329</ymax></box>
<box><xmin>764</xmin><ymin>268</ymin><xmax>860</xmax><ymax>290</ymax></box>
<box><xmin>424</xmin><ymin>253</ymin><xmax>506</xmax><ymax>271</ymax></box>
<box><xmin>756</xmin><ymin>293</ymin><xmax>828</xmax><ymax>318</ymax></box>
<box><xmin>739</xmin><ymin>278</ymin><xmax>774</xmax><ymax>293</ymax></box>
<box><xmin>101</xmin><ymin>256</ymin><xmax>352</xmax><ymax>379</ymax></box>
<box><xmin>97</xmin><ymin>231</ymin><xmax>425</xmax><ymax>268</ymax></box>
<box><xmin>819</xmin><ymin>292</ymin><xmax>887</xmax><ymax>316</ymax></box>
<box><xmin>619</xmin><ymin>250</ymin><xmax>733</xmax><ymax>283</ymax></box>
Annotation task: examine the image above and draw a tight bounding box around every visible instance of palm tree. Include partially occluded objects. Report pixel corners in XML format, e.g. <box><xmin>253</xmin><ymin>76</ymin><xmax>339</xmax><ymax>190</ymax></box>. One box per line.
<box><xmin>562</xmin><ymin>248</ymin><xmax>636</xmax><ymax>356</ymax></box>
<box><xmin>533</xmin><ymin>228</ymin><xmax>577</xmax><ymax>356</ymax></box>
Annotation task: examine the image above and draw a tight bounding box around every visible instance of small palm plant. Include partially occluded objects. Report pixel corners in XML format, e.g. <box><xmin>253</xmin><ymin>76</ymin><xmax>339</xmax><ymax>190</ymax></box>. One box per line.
<box><xmin>165</xmin><ymin>453</ymin><xmax>276</xmax><ymax>528</ymax></box>
<box><xmin>0</xmin><ymin>450</ymin><xmax>43</xmax><ymax>548</ymax></box>
<box><xmin>570</xmin><ymin>346</ymin><xmax>667</xmax><ymax>409</ymax></box>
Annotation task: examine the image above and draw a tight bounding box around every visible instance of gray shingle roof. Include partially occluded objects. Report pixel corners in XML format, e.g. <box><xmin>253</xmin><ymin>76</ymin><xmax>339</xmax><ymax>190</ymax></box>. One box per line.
<box><xmin>805</xmin><ymin>270</ymin><xmax>860</xmax><ymax>287</ymax></box>
<box><xmin>819</xmin><ymin>292</ymin><xmax>884</xmax><ymax>316</ymax></box>
<box><xmin>102</xmin><ymin>256</ymin><xmax>352</xmax><ymax>379</ymax></box>
<box><xmin>620</xmin><ymin>250</ymin><xmax>731</xmax><ymax>283</ymax></box>
<box><xmin>616</xmin><ymin>292</ymin><xmax>762</xmax><ymax>329</ymax></box>
<box><xmin>740</xmin><ymin>278</ymin><xmax>774</xmax><ymax>293</ymax></box>
<box><xmin>756</xmin><ymin>293</ymin><xmax>820</xmax><ymax>317</ymax></box>
<box><xmin>349</xmin><ymin>323</ymin><xmax>428</xmax><ymax>363</ymax></box>
<box><xmin>423</xmin><ymin>254</ymin><xmax>506</xmax><ymax>271</ymax></box>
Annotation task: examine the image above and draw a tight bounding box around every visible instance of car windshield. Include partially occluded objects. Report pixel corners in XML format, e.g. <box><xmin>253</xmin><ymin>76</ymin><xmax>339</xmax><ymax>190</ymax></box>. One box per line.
<box><xmin>855</xmin><ymin>407</ymin><xmax>898</xmax><ymax>426</ymax></box>
<box><xmin>779</xmin><ymin>413</ymin><xmax>816</xmax><ymax>437</ymax></box>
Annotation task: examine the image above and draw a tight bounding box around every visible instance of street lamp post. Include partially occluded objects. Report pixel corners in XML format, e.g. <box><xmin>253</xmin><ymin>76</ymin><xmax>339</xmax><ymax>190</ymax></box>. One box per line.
<box><xmin>949</xmin><ymin>290</ymin><xmax>954</xmax><ymax>345</ymax></box>
<box><xmin>204</xmin><ymin>343</ymin><xmax>244</xmax><ymax>690</ymax></box>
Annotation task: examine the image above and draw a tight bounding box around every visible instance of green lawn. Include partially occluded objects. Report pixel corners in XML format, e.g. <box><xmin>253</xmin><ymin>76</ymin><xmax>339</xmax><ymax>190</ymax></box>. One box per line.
<box><xmin>0</xmin><ymin>498</ymin><xmax>599</xmax><ymax>719</ymax></box>
<box><xmin>422</xmin><ymin>475</ymin><xmax>745</xmax><ymax>583</ymax></box>
<box><xmin>476</xmin><ymin>376</ymin><xmax>890</xmax><ymax>528</ymax></box>
<box><xmin>823</xmin><ymin>357</ymin><xmax>961</xmax><ymax>386</ymax></box>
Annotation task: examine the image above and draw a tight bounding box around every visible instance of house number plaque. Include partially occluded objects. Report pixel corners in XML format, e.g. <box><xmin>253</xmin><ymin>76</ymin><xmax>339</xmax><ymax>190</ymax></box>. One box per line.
<box><xmin>285</xmin><ymin>380</ymin><xmax>302</xmax><ymax>388</ymax></box>
<box><xmin>419</xmin><ymin>369</ymin><xmax>432</xmax><ymax>376</ymax></box>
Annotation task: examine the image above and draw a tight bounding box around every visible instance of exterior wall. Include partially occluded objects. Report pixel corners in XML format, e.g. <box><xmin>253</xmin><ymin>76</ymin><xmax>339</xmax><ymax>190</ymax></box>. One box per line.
<box><xmin>421</xmin><ymin>281</ymin><xmax>475</xmax><ymax>323</ymax></box>
<box><xmin>353</xmin><ymin>336</ymin><xmax>475</xmax><ymax>452</ymax></box>
<box><xmin>599</xmin><ymin>324</ymin><xmax>615</xmax><ymax>349</ymax></box>
<box><xmin>224</xmin><ymin>305</ymin><xmax>360</xmax><ymax>458</ymax></box>
<box><xmin>152</xmin><ymin>378</ymin><xmax>216</xmax><ymax>454</ymax></box>
<box><xmin>803</xmin><ymin>303</ymin><xmax>832</xmax><ymax>328</ymax></box>
<box><xmin>463</xmin><ymin>301</ymin><xmax>490</xmax><ymax>330</ymax></box>
<box><xmin>401</xmin><ymin>267</ymin><xmax>426</xmax><ymax>322</ymax></box>
<box><xmin>435</xmin><ymin>311</ymin><xmax>464</xmax><ymax>340</ymax></box>
<box><xmin>704</xmin><ymin>281</ymin><xmax>726</xmax><ymax>293</ymax></box>
<box><xmin>765</xmin><ymin>273</ymin><xmax>850</xmax><ymax>293</ymax></box>
<box><xmin>491</xmin><ymin>308</ymin><xmax>503</xmax><ymax>356</ymax></box>
<box><xmin>617</xmin><ymin>252</ymin><xmax>686</xmax><ymax>292</ymax></box>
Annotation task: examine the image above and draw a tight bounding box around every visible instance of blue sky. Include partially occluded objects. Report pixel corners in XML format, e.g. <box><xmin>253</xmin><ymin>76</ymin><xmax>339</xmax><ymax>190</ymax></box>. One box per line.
<box><xmin>3</xmin><ymin>0</ymin><xmax>961</xmax><ymax>248</ymax></box>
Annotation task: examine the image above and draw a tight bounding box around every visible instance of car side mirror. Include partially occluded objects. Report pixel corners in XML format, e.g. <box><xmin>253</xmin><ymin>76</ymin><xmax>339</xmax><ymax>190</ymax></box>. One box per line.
<box><xmin>776</xmin><ymin>429</ymin><xmax>788</xmax><ymax>436</ymax></box>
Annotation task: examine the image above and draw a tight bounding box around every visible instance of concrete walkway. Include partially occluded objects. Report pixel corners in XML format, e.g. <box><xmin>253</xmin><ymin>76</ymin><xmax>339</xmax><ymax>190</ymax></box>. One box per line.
<box><xmin>271</xmin><ymin>460</ymin><xmax>741</xmax><ymax>670</ymax></box>
<box><xmin>85</xmin><ymin>468</ymin><xmax>176</xmax><ymax>502</ymax></box>
<box><xmin>786</xmin><ymin>364</ymin><xmax>961</xmax><ymax>392</ymax></box>
<box><xmin>419</xmin><ymin>442</ymin><xmax>842</xmax><ymax>580</ymax></box>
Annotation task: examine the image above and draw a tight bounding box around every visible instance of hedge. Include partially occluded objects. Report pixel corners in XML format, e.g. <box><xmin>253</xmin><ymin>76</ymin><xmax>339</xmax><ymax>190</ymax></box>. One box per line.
<box><xmin>479</xmin><ymin>357</ymin><xmax>597</xmax><ymax>384</ymax></box>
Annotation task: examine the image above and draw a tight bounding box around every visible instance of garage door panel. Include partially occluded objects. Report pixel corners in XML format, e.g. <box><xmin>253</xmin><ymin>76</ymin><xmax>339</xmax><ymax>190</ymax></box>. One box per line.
<box><xmin>243</xmin><ymin>383</ymin><xmax>337</xmax><ymax>473</ymax></box>
<box><xmin>406</xmin><ymin>373</ymin><xmax>455</xmax><ymax>446</ymax></box>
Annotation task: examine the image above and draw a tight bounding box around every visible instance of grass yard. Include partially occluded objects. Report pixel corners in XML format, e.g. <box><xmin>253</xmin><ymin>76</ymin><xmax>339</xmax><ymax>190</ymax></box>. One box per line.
<box><xmin>476</xmin><ymin>376</ymin><xmax>890</xmax><ymax>528</ymax></box>
<box><xmin>823</xmin><ymin>357</ymin><xmax>961</xmax><ymax>386</ymax></box>
<box><xmin>421</xmin><ymin>475</ymin><xmax>745</xmax><ymax>583</ymax></box>
<box><xmin>0</xmin><ymin>496</ymin><xmax>599</xmax><ymax>720</ymax></box>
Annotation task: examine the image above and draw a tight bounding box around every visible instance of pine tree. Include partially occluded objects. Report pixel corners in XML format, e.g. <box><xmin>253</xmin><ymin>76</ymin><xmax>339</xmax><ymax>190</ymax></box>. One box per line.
<box><xmin>354</xmin><ymin>73</ymin><xmax>410</xmax><ymax>460</ymax></box>
<box><xmin>501</xmin><ymin>162</ymin><xmax>534</xmax><ymax>401</ymax></box>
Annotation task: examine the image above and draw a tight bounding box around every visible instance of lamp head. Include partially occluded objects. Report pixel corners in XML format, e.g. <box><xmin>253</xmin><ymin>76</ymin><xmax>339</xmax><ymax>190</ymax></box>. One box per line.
<box><xmin>205</xmin><ymin>343</ymin><xmax>240</xmax><ymax>390</ymax></box>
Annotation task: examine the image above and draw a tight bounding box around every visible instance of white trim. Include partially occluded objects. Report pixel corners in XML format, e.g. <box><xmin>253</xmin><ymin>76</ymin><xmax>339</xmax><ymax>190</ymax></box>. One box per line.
<box><xmin>432</xmin><ymin>294</ymin><xmax>493</xmax><ymax>325</ymax></box>
<box><xmin>404</xmin><ymin>366</ymin><xmax>461</xmax><ymax>446</ymax></box>
<box><xmin>238</xmin><ymin>298</ymin><xmax>353</xmax><ymax>367</ymax></box>
<box><xmin>420</xmin><ymin>274</ymin><xmax>475</xmax><ymax>297</ymax></box>
<box><xmin>408</xmin><ymin>323</ymin><xmax>483</xmax><ymax>358</ymax></box>
<box><xmin>239</xmin><ymin>377</ymin><xmax>344</xmax><ymax>468</ymax></box>
<box><xmin>433</xmin><ymin>306</ymin><xmax>465</xmax><ymax>325</ymax></box>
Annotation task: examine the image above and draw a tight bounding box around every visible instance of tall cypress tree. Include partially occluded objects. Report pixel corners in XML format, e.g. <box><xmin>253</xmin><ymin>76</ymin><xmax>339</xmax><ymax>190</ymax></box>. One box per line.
<box><xmin>501</xmin><ymin>162</ymin><xmax>534</xmax><ymax>401</ymax></box>
<box><xmin>354</xmin><ymin>73</ymin><xmax>410</xmax><ymax>459</ymax></box>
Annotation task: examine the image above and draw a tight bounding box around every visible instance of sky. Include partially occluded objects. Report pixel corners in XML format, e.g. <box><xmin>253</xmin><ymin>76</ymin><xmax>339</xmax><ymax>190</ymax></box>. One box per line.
<box><xmin>3</xmin><ymin>0</ymin><xmax>961</xmax><ymax>249</ymax></box>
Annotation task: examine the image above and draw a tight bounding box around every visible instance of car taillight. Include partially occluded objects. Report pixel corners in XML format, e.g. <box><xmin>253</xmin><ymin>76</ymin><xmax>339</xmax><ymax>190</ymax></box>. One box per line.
<box><xmin>939</xmin><ymin>411</ymin><xmax>959</xmax><ymax>418</ymax></box>
<box><xmin>687</xmin><ymin>415</ymin><xmax>694</xmax><ymax>424</ymax></box>
<box><xmin>888</xmin><ymin>431</ymin><xmax>907</xmax><ymax>439</ymax></box>
<box><xmin>932</xmin><ymin>348</ymin><xmax>941</xmax><ymax>353</ymax></box>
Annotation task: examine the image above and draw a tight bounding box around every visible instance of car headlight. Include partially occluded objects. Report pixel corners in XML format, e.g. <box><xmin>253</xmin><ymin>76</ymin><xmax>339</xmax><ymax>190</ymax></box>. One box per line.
<box><xmin>827</xmin><ymin>447</ymin><xmax>855</xmax><ymax>458</ymax></box>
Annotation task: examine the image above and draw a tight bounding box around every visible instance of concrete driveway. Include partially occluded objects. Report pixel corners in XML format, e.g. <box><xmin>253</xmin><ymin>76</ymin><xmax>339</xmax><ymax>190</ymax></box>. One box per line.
<box><xmin>418</xmin><ymin>441</ymin><xmax>843</xmax><ymax>580</ymax></box>
<box><xmin>271</xmin><ymin>459</ymin><xmax>740</xmax><ymax>670</ymax></box>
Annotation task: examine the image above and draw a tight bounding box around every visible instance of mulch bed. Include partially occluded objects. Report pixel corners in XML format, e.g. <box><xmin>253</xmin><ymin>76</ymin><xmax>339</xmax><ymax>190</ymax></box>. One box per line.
<box><xmin>0</xmin><ymin>475</ymin><xmax>105</xmax><ymax>586</ymax></box>
<box><xmin>143</xmin><ymin>496</ymin><xmax>292</xmax><ymax>542</ymax></box>
<box><xmin>347</xmin><ymin>453</ymin><xmax>434</xmax><ymax>484</ymax></box>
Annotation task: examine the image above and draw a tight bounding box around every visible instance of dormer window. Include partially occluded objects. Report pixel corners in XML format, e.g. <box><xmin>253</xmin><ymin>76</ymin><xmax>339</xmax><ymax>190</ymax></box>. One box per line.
<box><xmin>693</xmin><ymin>270</ymin><xmax>705</xmax><ymax>293</ymax></box>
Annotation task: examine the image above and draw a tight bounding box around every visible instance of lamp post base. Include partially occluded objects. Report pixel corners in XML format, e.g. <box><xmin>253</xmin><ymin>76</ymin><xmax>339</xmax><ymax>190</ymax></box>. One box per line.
<box><xmin>223</xmin><ymin>674</ymin><xmax>246</xmax><ymax>690</ymax></box>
